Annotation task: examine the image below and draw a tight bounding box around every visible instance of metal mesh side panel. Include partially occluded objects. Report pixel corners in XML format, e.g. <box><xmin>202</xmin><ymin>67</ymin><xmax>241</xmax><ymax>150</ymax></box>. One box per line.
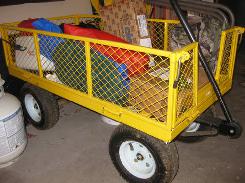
<box><xmin>129</xmin><ymin>57</ymin><xmax>170</xmax><ymax>122</ymax></box>
<box><xmin>7</xmin><ymin>30</ymin><xmax>40</xmax><ymax>76</ymax></box>
<box><xmin>219</xmin><ymin>32</ymin><xmax>233</xmax><ymax>84</ymax></box>
<box><xmin>148</xmin><ymin>21</ymin><xmax>178</xmax><ymax>51</ymax></box>
<box><xmin>148</xmin><ymin>21</ymin><xmax>165</xmax><ymax>50</ymax></box>
<box><xmin>90</xmin><ymin>43</ymin><xmax>170</xmax><ymax>122</ymax></box>
<box><xmin>176</xmin><ymin>50</ymin><xmax>194</xmax><ymax>119</ymax></box>
<box><xmin>167</xmin><ymin>24</ymin><xmax>177</xmax><ymax>51</ymax></box>
<box><xmin>7</xmin><ymin>30</ymin><xmax>88</xmax><ymax>93</ymax></box>
<box><xmin>49</xmin><ymin>38</ymin><xmax>87</xmax><ymax>93</ymax></box>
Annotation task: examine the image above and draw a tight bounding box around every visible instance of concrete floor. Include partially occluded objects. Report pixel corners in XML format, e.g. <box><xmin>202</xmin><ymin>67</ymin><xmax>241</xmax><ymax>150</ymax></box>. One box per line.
<box><xmin>1</xmin><ymin>51</ymin><xmax>245</xmax><ymax>183</ymax></box>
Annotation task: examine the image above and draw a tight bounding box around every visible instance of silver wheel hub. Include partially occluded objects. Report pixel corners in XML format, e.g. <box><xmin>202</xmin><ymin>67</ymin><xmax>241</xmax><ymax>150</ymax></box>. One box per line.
<box><xmin>24</xmin><ymin>94</ymin><xmax>41</xmax><ymax>122</ymax></box>
<box><xmin>119</xmin><ymin>141</ymin><xmax>156</xmax><ymax>179</ymax></box>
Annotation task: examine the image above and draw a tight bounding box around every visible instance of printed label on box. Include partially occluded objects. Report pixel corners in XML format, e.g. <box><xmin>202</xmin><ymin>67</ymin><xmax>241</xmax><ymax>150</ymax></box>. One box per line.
<box><xmin>139</xmin><ymin>38</ymin><xmax>152</xmax><ymax>48</ymax></box>
<box><xmin>137</xmin><ymin>15</ymin><xmax>149</xmax><ymax>37</ymax></box>
<box><xmin>123</xmin><ymin>26</ymin><xmax>133</xmax><ymax>43</ymax></box>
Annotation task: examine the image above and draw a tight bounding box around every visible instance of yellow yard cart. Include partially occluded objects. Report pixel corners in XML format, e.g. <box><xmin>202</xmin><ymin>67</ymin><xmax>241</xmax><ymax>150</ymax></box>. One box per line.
<box><xmin>0</xmin><ymin>2</ymin><xmax>244</xmax><ymax>182</ymax></box>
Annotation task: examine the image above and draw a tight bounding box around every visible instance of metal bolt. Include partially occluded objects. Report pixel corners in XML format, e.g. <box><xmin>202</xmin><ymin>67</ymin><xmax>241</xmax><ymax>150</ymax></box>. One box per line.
<box><xmin>136</xmin><ymin>153</ymin><xmax>144</xmax><ymax>161</ymax></box>
<box><xmin>34</xmin><ymin>103</ymin><xmax>38</xmax><ymax>109</ymax></box>
<box><xmin>129</xmin><ymin>143</ymin><xmax>134</xmax><ymax>151</ymax></box>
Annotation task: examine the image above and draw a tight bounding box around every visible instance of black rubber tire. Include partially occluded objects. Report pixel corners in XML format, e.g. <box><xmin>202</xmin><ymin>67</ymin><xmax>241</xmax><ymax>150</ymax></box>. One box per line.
<box><xmin>177</xmin><ymin>107</ymin><xmax>215</xmax><ymax>143</ymax></box>
<box><xmin>109</xmin><ymin>125</ymin><xmax>179</xmax><ymax>183</ymax></box>
<box><xmin>20</xmin><ymin>83</ymin><xmax>59</xmax><ymax>130</ymax></box>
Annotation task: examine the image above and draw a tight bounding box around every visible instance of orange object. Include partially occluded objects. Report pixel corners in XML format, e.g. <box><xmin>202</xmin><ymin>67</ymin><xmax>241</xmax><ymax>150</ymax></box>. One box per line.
<box><xmin>64</xmin><ymin>24</ymin><xmax>149</xmax><ymax>77</ymax></box>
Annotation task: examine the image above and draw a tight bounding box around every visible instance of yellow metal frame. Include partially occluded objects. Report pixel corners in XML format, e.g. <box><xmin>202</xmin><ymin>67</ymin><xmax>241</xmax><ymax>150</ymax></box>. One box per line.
<box><xmin>0</xmin><ymin>15</ymin><xmax>244</xmax><ymax>143</ymax></box>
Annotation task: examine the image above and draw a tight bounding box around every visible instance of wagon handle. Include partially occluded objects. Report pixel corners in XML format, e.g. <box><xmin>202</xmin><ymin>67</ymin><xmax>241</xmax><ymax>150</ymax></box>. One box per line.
<box><xmin>173</xmin><ymin>51</ymin><xmax>190</xmax><ymax>88</ymax></box>
<box><xmin>173</xmin><ymin>57</ymin><xmax>182</xmax><ymax>88</ymax></box>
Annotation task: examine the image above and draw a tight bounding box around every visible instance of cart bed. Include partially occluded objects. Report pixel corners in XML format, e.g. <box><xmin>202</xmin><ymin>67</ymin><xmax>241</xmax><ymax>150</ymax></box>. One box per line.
<box><xmin>0</xmin><ymin>15</ymin><xmax>243</xmax><ymax>142</ymax></box>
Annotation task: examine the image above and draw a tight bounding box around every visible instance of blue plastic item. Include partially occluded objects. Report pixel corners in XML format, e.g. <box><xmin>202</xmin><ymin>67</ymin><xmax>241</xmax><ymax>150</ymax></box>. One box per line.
<box><xmin>32</xmin><ymin>18</ymin><xmax>62</xmax><ymax>33</ymax></box>
<box><xmin>32</xmin><ymin>18</ymin><xmax>64</xmax><ymax>60</ymax></box>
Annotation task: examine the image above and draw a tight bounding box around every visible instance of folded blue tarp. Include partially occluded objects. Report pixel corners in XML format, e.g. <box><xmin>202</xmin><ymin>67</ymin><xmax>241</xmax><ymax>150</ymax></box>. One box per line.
<box><xmin>32</xmin><ymin>18</ymin><xmax>64</xmax><ymax>60</ymax></box>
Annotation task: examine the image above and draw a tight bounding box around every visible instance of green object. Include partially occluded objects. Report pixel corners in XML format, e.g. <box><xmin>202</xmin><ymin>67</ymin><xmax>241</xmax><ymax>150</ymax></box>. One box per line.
<box><xmin>52</xmin><ymin>40</ymin><xmax>128</xmax><ymax>105</ymax></box>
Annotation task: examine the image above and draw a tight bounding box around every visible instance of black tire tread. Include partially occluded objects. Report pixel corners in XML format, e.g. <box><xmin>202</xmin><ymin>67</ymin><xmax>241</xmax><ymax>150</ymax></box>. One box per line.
<box><xmin>20</xmin><ymin>83</ymin><xmax>59</xmax><ymax>130</ymax></box>
<box><xmin>109</xmin><ymin>125</ymin><xmax>179</xmax><ymax>183</ymax></box>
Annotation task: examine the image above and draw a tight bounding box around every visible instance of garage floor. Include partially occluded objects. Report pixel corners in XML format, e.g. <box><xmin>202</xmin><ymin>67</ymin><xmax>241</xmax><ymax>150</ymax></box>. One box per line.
<box><xmin>1</xmin><ymin>51</ymin><xmax>245</xmax><ymax>183</ymax></box>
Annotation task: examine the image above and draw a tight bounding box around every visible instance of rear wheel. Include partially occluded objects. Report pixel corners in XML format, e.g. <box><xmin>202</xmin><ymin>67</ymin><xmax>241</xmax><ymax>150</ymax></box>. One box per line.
<box><xmin>20</xmin><ymin>83</ymin><xmax>59</xmax><ymax>130</ymax></box>
<box><xmin>109</xmin><ymin>125</ymin><xmax>179</xmax><ymax>183</ymax></box>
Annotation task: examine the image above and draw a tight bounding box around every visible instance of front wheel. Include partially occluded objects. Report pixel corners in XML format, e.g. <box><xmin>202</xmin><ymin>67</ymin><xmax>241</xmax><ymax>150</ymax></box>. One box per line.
<box><xmin>109</xmin><ymin>125</ymin><xmax>179</xmax><ymax>183</ymax></box>
<box><xmin>20</xmin><ymin>83</ymin><xmax>59</xmax><ymax>130</ymax></box>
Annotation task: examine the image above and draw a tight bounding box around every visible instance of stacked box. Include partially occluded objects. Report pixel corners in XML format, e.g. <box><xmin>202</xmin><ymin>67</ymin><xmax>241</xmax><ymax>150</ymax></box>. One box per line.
<box><xmin>99</xmin><ymin>0</ymin><xmax>152</xmax><ymax>47</ymax></box>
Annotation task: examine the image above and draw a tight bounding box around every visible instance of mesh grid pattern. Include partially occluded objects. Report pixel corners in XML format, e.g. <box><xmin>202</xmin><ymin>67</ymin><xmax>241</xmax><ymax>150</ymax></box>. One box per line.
<box><xmin>7</xmin><ymin>30</ymin><xmax>88</xmax><ymax>93</ymax></box>
<box><xmin>219</xmin><ymin>32</ymin><xmax>233</xmax><ymax>83</ymax></box>
<box><xmin>176</xmin><ymin>50</ymin><xmax>194</xmax><ymax>119</ymax></box>
<box><xmin>90</xmin><ymin>46</ymin><xmax>128</xmax><ymax>106</ymax></box>
<box><xmin>148</xmin><ymin>21</ymin><xmax>178</xmax><ymax>51</ymax></box>
<box><xmin>90</xmin><ymin>42</ymin><xmax>172</xmax><ymax>122</ymax></box>
<box><xmin>8</xmin><ymin>30</ymin><xmax>40</xmax><ymax>76</ymax></box>
<box><xmin>128</xmin><ymin>56</ymin><xmax>170</xmax><ymax>122</ymax></box>
<box><xmin>167</xmin><ymin>24</ymin><xmax>177</xmax><ymax>51</ymax></box>
<box><xmin>51</xmin><ymin>39</ymin><xmax>87</xmax><ymax>93</ymax></box>
<box><xmin>148</xmin><ymin>21</ymin><xmax>165</xmax><ymax>50</ymax></box>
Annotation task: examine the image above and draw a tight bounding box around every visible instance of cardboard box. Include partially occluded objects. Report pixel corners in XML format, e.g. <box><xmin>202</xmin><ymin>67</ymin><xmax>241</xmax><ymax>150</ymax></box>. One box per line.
<box><xmin>129</xmin><ymin>74</ymin><xmax>193</xmax><ymax>122</ymax></box>
<box><xmin>129</xmin><ymin>73</ymin><xmax>169</xmax><ymax>122</ymax></box>
<box><xmin>99</xmin><ymin>0</ymin><xmax>152</xmax><ymax>47</ymax></box>
<box><xmin>199</xmin><ymin>67</ymin><xmax>209</xmax><ymax>88</ymax></box>
<box><xmin>129</xmin><ymin>66</ymin><xmax>209</xmax><ymax>122</ymax></box>
<box><xmin>129</xmin><ymin>64</ymin><xmax>203</xmax><ymax>122</ymax></box>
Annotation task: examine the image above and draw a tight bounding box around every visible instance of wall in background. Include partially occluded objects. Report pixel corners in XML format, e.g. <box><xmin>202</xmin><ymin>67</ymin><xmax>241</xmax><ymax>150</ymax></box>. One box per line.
<box><xmin>0</xmin><ymin>0</ymin><xmax>92</xmax><ymax>23</ymax></box>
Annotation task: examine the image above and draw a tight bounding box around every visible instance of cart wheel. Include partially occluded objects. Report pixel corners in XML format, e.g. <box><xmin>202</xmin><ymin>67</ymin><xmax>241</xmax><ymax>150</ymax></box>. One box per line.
<box><xmin>109</xmin><ymin>125</ymin><xmax>179</xmax><ymax>183</ymax></box>
<box><xmin>177</xmin><ymin>108</ymin><xmax>215</xmax><ymax>143</ymax></box>
<box><xmin>218</xmin><ymin>121</ymin><xmax>243</xmax><ymax>139</ymax></box>
<box><xmin>20</xmin><ymin>83</ymin><xmax>59</xmax><ymax>130</ymax></box>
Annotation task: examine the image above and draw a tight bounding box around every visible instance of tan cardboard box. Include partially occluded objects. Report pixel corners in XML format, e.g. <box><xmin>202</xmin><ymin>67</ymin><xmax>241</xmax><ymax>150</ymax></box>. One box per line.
<box><xmin>199</xmin><ymin>67</ymin><xmax>209</xmax><ymax>88</ymax></box>
<box><xmin>99</xmin><ymin>0</ymin><xmax>152</xmax><ymax>47</ymax></box>
<box><xmin>129</xmin><ymin>73</ymin><xmax>169</xmax><ymax>122</ymax></box>
<box><xmin>129</xmin><ymin>73</ymin><xmax>194</xmax><ymax>122</ymax></box>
